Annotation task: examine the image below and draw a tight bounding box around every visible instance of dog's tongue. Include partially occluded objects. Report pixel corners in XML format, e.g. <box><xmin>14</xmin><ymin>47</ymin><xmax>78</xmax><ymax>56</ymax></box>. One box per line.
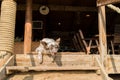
<box><xmin>51</xmin><ymin>52</ymin><xmax>57</xmax><ymax>56</ymax></box>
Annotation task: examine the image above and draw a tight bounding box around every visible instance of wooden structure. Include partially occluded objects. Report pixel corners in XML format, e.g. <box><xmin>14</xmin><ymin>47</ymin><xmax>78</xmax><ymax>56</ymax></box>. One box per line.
<box><xmin>1</xmin><ymin>0</ymin><xmax>120</xmax><ymax>80</ymax></box>
<box><xmin>6</xmin><ymin>53</ymin><xmax>99</xmax><ymax>74</ymax></box>
<box><xmin>110</xmin><ymin>25</ymin><xmax>120</xmax><ymax>54</ymax></box>
<box><xmin>24</xmin><ymin>0</ymin><xmax>32</xmax><ymax>54</ymax></box>
<box><xmin>4</xmin><ymin>53</ymin><xmax>120</xmax><ymax>74</ymax></box>
<box><xmin>97</xmin><ymin>0</ymin><xmax>120</xmax><ymax>6</ymax></box>
<box><xmin>73</xmin><ymin>29</ymin><xmax>100</xmax><ymax>54</ymax></box>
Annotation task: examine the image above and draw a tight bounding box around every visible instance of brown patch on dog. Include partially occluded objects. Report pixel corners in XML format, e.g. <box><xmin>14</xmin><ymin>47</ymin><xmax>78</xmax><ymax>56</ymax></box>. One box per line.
<box><xmin>39</xmin><ymin>41</ymin><xmax>48</xmax><ymax>50</ymax></box>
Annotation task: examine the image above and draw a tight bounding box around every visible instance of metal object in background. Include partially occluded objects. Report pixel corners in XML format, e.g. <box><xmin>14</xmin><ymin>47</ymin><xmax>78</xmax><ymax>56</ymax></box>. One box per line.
<box><xmin>39</xmin><ymin>5</ymin><xmax>49</xmax><ymax>15</ymax></box>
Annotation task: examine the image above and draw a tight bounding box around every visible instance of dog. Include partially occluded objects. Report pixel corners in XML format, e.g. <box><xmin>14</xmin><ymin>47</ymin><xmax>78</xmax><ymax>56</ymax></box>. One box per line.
<box><xmin>35</xmin><ymin>38</ymin><xmax>61</xmax><ymax>64</ymax></box>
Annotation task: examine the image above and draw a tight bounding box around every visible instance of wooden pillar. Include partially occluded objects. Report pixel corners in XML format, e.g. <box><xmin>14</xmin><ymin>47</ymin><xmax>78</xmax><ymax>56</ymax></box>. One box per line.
<box><xmin>98</xmin><ymin>6</ymin><xmax>107</xmax><ymax>65</ymax></box>
<box><xmin>24</xmin><ymin>0</ymin><xmax>32</xmax><ymax>54</ymax></box>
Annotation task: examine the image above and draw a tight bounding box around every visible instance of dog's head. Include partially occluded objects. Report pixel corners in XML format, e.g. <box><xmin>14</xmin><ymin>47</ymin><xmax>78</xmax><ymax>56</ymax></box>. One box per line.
<box><xmin>40</xmin><ymin>38</ymin><xmax>61</xmax><ymax>56</ymax></box>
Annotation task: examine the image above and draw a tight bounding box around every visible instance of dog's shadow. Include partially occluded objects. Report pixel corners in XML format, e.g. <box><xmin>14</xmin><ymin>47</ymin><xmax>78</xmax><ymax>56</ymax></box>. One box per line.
<box><xmin>47</xmin><ymin>52</ymin><xmax>62</xmax><ymax>66</ymax></box>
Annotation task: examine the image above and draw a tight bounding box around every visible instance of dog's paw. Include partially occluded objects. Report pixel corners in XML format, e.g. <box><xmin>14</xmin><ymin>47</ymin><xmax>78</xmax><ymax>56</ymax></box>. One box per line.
<box><xmin>38</xmin><ymin>57</ymin><xmax>43</xmax><ymax>64</ymax></box>
<box><xmin>52</xmin><ymin>60</ymin><xmax>54</xmax><ymax>63</ymax></box>
<box><xmin>39</xmin><ymin>60</ymin><xmax>43</xmax><ymax>64</ymax></box>
<box><xmin>51</xmin><ymin>56</ymin><xmax>56</xmax><ymax>63</ymax></box>
<box><xmin>38</xmin><ymin>54</ymin><xmax>43</xmax><ymax>64</ymax></box>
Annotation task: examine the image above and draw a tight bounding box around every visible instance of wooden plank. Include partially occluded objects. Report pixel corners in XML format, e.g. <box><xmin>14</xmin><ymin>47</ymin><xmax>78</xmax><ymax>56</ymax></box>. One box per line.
<box><xmin>15</xmin><ymin>53</ymin><xmax>97</xmax><ymax>67</ymax></box>
<box><xmin>97</xmin><ymin>0</ymin><xmax>120</xmax><ymax>6</ymax></box>
<box><xmin>98</xmin><ymin>6</ymin><xmax>107</xmax><ymax>65</ymax></box>
<box><xmin>0</xmin><ymin>55</ymin><xmax>14</xmax><ymax>80</ymax></box>
<box><xmin>73</xmin><ymin>34</ymin><xmax>81</xmax><ymax>51</ymax></box>
<box><xmin>6</xmin><ymin>65</ymin><xmax>99</xmax><ymax>74</ymax></box>
<box><xmin>106</xmin><ymin>55</ymin><xmax>120</xmax><ymax>73</ymax></box>
<box><xmin>14</xmin><ymin>54</ymin><xmax>120</xmax><ymax>74</ymax></box>
<box><xmin>107</xmin><ymin>4</ymin><xmax>120</xmax><ymax>14</ymax></box>
<box><xmin>0</xmin><ymin>52</ymin><xmax>11</xmax><ymax>67</ymax></box>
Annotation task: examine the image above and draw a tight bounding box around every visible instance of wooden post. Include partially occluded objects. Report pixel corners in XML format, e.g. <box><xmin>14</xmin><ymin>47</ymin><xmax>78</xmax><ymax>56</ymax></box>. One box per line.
<box><xmin>98</xmin><ymin>6</ymin><xmax>107</xmax><ymax>65</ymax></box>
<box><xmin>24</xmin><ymin>0</ymin><xmax>32</xmax><ymax>54</ymax></box>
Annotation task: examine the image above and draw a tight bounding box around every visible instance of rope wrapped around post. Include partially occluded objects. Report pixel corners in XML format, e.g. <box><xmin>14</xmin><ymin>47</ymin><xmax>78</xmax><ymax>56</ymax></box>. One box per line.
<box><xmin>0</xmin><ymin>0</ymin><xmax>16</xmax><ymax>60</ymax></box>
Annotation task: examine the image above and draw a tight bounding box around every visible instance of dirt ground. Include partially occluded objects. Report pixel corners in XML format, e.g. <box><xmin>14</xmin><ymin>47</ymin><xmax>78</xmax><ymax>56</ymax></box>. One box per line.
<box><xmin>6</xmin><ymin>71</ymin><xmax>102</xmax><ymax>80</ymax></box>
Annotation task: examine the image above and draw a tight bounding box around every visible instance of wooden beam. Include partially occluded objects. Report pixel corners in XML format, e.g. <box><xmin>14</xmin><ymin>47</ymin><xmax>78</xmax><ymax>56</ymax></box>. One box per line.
<box><xmin>0</xmin><ymin>52</ymin><xmax>11</xmax><ymax>67</ymax></box>
<box><xmin>0</xmin><ymin>55</ymin><xmax>14</xmax><ymax>80</ymax></box>
<box><xmin>15</xmin><ymin>53</ymin><xmax>94</xmax><ymax>66</ymax></box>
<box><xmin>98</xmin><ymin>6</ymin><xmax>107</xmax><ymax>65</ymax></box>
<box><xmin>17</xmin><ymin>4</ymin><xmax>97</xmax><ymax>12</ymax></box>
<box><xmin>24</xmin><ymin>0</ymin><xmax>32</xmax><ymax>54</ymax></box>
<box><xmin>6</xmin><ymin>66</ymin><xmax>99</xmax><ymax>74</ymax></box>
<box><xmin>107</xmin><ymin>4</ymin><xmax>120</xmax><ymax>14</ymax></box>
<box><xmin>106</xmin><ymin>55</ymin><xmax>120</xmax><ymax>73</ymax></box>
<box><xmin>97</xmin><ymin>0</ymin><xmax>120</xmax><ymax>6</ymax></box>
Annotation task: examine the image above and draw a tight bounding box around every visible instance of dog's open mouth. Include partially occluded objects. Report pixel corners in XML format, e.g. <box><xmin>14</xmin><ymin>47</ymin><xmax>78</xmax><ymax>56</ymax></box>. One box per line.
<box><xmin>51</xmin><ymin>52</ymin><xmax>57</xmax><ymax>56</ymax></box>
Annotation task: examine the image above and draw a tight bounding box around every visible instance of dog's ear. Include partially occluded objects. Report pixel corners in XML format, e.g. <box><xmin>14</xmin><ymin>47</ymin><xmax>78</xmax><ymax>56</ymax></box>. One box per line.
<box><xmin>56</xmin><ymin>38</ymin><xmax>61</xmax><ymax>44</ymax></box>
<box><xmin>40</xmin><ymin>41</ymin><xmax>47</xmax><ymax>47</ymax></box>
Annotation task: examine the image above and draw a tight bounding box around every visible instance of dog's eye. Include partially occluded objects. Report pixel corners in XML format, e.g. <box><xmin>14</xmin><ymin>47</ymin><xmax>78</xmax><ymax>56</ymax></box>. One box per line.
<box><xmin>50</xmin><ymin>45</ymin><xmax>59</xmax><ymax>49</ymax></box>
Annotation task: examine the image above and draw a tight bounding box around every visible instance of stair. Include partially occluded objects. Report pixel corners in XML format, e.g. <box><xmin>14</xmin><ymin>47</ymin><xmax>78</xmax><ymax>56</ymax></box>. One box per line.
<box><xmin>6</xmin><ymin>52</ymin><xmax>100</xmax><ymax>74</ymax></box>
<box><xmin>7</xmin><ymin>71</ymin><xmax>102</xmax><ymax>80</ymax></box>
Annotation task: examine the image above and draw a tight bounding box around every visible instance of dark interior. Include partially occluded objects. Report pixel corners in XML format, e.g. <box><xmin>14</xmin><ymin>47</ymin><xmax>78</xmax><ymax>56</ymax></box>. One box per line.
<box><xmin>1</xmin><ymin>0</ymin><xmax>120</xmax><ymax>52</ymax></box>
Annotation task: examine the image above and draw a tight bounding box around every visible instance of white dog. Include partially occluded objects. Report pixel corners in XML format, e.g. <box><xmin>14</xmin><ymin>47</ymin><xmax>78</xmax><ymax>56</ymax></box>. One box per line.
<box><xmin>35</xmin><ymin>38</ymin><xmax>61</xmax><ymax>64</ymax></box>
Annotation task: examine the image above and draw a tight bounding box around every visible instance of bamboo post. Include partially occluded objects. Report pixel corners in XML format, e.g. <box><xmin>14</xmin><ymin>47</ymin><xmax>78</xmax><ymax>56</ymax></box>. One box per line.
<box><xmin>24</xmin><ymin>0</ymin><xmax>32</xmax><ymax>54</ymax></box>
<box><xmin>98</xmin><ymin>6</ymin><xmax>107</xmax><ymax>65</ymax></box>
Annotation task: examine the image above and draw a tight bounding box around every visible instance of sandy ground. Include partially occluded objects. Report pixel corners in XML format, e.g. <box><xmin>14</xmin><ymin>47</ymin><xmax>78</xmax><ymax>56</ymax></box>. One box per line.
<box><xmin>6</xmin><ymin>71</ymin><xmax>102</xmax><ymax>80</ymax></box>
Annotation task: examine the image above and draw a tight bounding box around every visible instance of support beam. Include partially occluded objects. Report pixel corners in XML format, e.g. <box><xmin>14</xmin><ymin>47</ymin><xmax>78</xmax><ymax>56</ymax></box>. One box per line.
<box><xmin>107</xmin><ymin>4</ymin><xmax>120</xmax><ymax>14</ymax></box>
<box><xmin>98</xmin><ymin>6</ymin><xmax>107</xmax><ymax>65</ymax></box>
<box><xmin>24</xmin><ymin>0</ymin><xmax>32</xmax><ymax>54</ymax></box>
<box><xmin>0</xmin><ymin>55</ymin><xmax>14</xmax><ymax>80</ymax></box>
<box><xmin>97</xmin><ymin>0</ymin><xmax>120</xmax><ymax>6</ymax></box>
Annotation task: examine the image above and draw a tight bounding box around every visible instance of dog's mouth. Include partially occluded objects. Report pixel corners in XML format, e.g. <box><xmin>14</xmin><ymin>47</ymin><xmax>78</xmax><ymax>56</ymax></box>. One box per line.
<box><xmin>49</xmin><ymin>49</ymin><xmax>58</xmax><ymax>56</ymax></box>
<box><xmin>51</xmin><ymin>52</ymin><xmax>57</xmax><ymax>56</ymax></box>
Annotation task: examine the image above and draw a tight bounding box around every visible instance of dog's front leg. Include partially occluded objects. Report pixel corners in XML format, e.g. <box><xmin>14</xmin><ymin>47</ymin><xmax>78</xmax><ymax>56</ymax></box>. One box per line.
<box><xmin>38</xmin><ymin>52</ymin><xmax>43</xmax><ymax>64</ymax></box>
<box><xmin>52</xmin><ymin>55</ymin><xmax>56</xmax><ymax>63</ymax></box>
